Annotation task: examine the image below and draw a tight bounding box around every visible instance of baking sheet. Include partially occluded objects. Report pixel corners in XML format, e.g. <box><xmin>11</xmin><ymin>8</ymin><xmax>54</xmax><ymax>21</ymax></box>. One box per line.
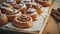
<box><xmin>0</xmin><ymin>7</ymin><xmax>49</xmax><ymax>32</ymax></box>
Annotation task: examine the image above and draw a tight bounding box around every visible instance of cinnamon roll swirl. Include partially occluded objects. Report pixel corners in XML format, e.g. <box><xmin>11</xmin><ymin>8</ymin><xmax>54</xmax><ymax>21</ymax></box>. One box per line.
<box><xmin>13</xmin><ymin>14</ymin><xmax>32</xmax><ymax>28</ymax></box>
<box><xmin>24</xmin><ymin>7</ymin><xmax>38</xmax><ymax>21</ymax></box>
<box><xmin>5</xmin><ymin>8</ymin><xmax>22</xmax><ymax>22</ymax></box>
<box><xmin>0</xmin><ymin>3</ymin><xmax>12</xmax><ymax>13</ymax></box>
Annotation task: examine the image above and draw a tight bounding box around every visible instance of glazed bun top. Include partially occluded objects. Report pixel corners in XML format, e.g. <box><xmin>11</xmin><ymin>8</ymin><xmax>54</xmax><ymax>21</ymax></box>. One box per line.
<box><xmin>5</xmin><ymin>8</ymin><xmax>19</xmax><ymax>15</ymax></box>
<box><xmin>22</xmin><ymin>0</ymin><xmax>32</xmax><ymax>2</ymax></box>
<box><xmin>1</xmin><ymin>3</ymin><xmax>12</xmax><ymax>8</ymax></box>
<box><xmin>17</xmin><ymin>15</ymin><xmax>30</xmax><ymax>22</ymax></box>
<box><xmin>21</xmin><ymin>0</ymin><xmax>32</xmax><ymax>4</ymax></box>
<box><xmin>0</xmin><ymin>3</ymin><xmax>12</xmax><ymax>10</ymax></box>
<box><xmin>27</xmin><ymin>7</ymin><xmax>36</xmax><ymax>14</ymax></box>
<box><xmin>19</xmin><ymin>3</ymin><xmax>27</xmax><ymax>8</ymax></box>
<box><xmin>26</xmin><ymin>7</ymin><xmax>36</xmax><ymax>15</ymax></box>
<box><xmin>13</xmin><ymin>3</ymin><xmax>27</xmax><ymax>9</ymax></box>
<box><xmin>32</xmin><ymin>3</ymin><xmax>42</xmax><ymax>9</ymax></box>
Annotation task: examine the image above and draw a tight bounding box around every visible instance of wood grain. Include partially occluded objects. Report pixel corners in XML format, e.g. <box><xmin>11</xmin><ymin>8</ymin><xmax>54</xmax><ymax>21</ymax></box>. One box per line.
<box><xmin>39</xmin><ymin>0</ymin><xmax>56</xmax><ymax>34</ymax></box>
<box><xmin>42</xmin><ymin>16</ymin><xmax>59</xmax><ymax>34</ymax></box>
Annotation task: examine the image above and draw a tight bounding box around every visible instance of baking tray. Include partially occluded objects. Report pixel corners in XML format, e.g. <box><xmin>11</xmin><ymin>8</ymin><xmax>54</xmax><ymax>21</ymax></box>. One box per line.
<box><xmin>0</xmin><ymin>0</ymin><xmax>55</xmax><ymax>34</ymax></box>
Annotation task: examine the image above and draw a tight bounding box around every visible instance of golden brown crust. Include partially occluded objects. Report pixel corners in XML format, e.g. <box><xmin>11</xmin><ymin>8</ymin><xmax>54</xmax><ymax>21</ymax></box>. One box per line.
<box><xmin>26</xmin><ymin>4</ymin><xmax>31</xmax><ymax>9</ymax></box>
<box><xmin>31</xmin><ymin>12</ymin><xmax>38</xmax><ymax>21</ymax></box>
<box><xmin>32</xmin><ymin>3</ymin><xmax>43</xmax><ymax>14</ymax></box>
<box><xmin>4</xmin><ymin>8</ymin><xmax>22</xmax><ymax>21</ymax></box>
<box><xmin>18</xmin><ymin>8</ymin><xmax>27</xmax><ymax>13</ymax></box>
<box><xmin>39</xmin><ymin>1</ymin><xmax>51</xmax><ymax>7</ymax></box>
<box><xmin>11</xmin><ymin>3</ymin><xmax>27</xmax><ymax>13</ymax></box>
<box><xmin>25</xmin><ymin>3</ymin><xmax>32</xmax><ymax>9</ymax></box>
<box><xmin>0</xmin><ymin>8</ymin><xmax>10</xmax><ymax>14</ymax></box>
<box><xmin>24</xmin><ymin>8</ymin><xmax>38</xmax><ymax>21</ymax></box>
<box><xmin>0</xmin><ymin>4</ymin><xmax>12</xmax><ymax>13</ymax></box>
<box><xmin>36</xmin><ymin>8</ymin><xmax>43</xmax><ymax>15</ymax></box>
<box><xmin>16</xmin><ymin>0</ymin><xmax>21</xmax><ymax>4</ymax></box>
<box><xmin>6</xmin><ymin>11</ymin><xmax>22</xmax><ymax>22</ymax></box>
<box><xmin>0</xmin><ymin>14</ymin><xmax>8</xmax><ymax>26</ymax></box>
<box><xmin>13</xmin><ymin>15</ymin><xmax>32</xmax><ymax>28</ymax></box>
<box><xmin>11</xmin><ymin>4</ymin><xmax>21</xmax><ymax>9</ymax></box>
<box><xmin>25</xmin><ymin>12</ymin><xmax>38</xmax><ymax>21</ymax></box>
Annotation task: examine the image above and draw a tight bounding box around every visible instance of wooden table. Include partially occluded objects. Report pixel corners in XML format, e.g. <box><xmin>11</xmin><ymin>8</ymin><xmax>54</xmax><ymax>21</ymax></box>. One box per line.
<box><xmin>42</xmin><ymin>16</ymin><xmax>59</xmax><ymax>34</ymax></box>
<box><xmin>39</xmin><ymin>0</ymin><xmax>56</xmax><ymax>34</ymax></box>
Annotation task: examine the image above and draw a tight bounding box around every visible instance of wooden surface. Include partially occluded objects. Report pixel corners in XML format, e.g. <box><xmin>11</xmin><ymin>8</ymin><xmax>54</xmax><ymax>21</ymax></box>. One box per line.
<box><xmin>42</xmin><ymin>16</ymin><xmax>59</xmax><ymax>34</ymax></box>
<box><xmin>39</xmin><ymin>0</ymin><xmax>56</xmax><ymax>34</ymax></box>
<box><xmin>31</xmin><ymin>16</ymin><xmax>59</xmax><ymax>34</ymax></box>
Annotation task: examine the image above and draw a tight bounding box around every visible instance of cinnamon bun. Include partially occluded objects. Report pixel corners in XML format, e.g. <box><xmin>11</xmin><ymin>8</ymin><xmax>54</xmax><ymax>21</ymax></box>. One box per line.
<box><xmin>25</xmin><ymin>3</ymin><xmax>32</xmax><ymax>9</ymax></box>
<box><xmin>38</xmin><ymin>0</ymin><xmax>51</xmax><ymax>7</ymax></box>
<box><xmin>0</xmin><ymin>14</ymin><xmax>8</xmax><ymax>26</ymax></box>
<box><xmin>21</xmin><ymin>0</ymin><xmax>32</xmax><ymax>9</ymax></box>
<box><xmin>0</xmin><ymin>3</ymin><xmax>12</xmax><ymax>13</ymax></box>
<box><xmin>13</xmin><ymin>14</ymin><xmax>32</xmax><ymax>28</ymax></box>
<box><xmin>2</xmin><ymin>3</ymin><xmax>12</xmax><ymax>8</ymax></box>
<box><xmin>5</xmin><ymin>8</ymin><xmax>22</xmax><ymax>22</ymax></box>
<box><xmin>11</xmin><ymin>4</ymin><xmax>22</xmax><ymax>9</ymax></box>
<box><xmin>32</xmin><ymin>3</ymin><xmax>43</xmax><ymax>14</ymax></box>
<box><xmin>18</xmin><ymin>3</ymin><xmax>27</xmax><ymax>13</ymax></box>
<box><xmin>24</xmin><ymin>7</ymin><xmax>38</xmax><ymax>21</ymax></box>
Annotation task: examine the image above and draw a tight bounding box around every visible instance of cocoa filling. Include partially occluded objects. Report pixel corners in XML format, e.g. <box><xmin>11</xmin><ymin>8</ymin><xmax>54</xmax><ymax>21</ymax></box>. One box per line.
<box><xmin>6</xmin><ymin>8</ymin><xmax>19</xmax><ymax>15</ymax></box>
<box><xmin>14</xmin><ymin>3</ymin><xmax>24</xmax><ymax>9</ymax></box>
<box><xmin>27</xmin><ymin>11</ymin><xmax>35</xmax><ymax>14</ymax></box>
<box><xmin>18</xmin><ymin>15</ymin><xmax>30</xmax><ymax>22</ymax></box>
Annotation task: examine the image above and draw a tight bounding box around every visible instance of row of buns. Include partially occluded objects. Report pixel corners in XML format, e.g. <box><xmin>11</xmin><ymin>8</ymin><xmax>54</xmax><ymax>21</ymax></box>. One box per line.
<box><xmin>15</xmin><ymin>0</ymin><xmax>51</xmax><ymax>7</ymax></box>
<box><xmin>0</xmin><ymin>0</ymin><xmax>51</xmax><ymax>28</ymax></box>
